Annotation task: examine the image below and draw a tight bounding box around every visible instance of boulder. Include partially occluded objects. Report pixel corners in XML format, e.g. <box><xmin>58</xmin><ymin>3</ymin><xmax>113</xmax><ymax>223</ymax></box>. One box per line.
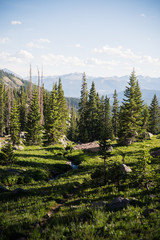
<box><xmin>144</xmin><ymin>132</ymin><xmax>153</xmax><ymax>139</ymax></box>
<box><xmin>92</xmin><ymin>201</ymin><xmax>107</xmax><ymax>208</ymax></box>
<box><xmin>143</xmin><ymin>208</ymin><xmax>156</xmax><ymax>217</ymax></box>
<box><xmin>107</xmin><ymin>146</ymin><xmax>113</xmax><ymax>152</ymax></box>
<box><xmin>6</xmin><ymin>169</ymin><xmax>21</xmax><ymax>175</ymax></box>
<box><xmin>107</xmin><ymin>197</ymin><xmax>130</xmax><ymax>210</ymax></box>
<box><xmin>119</xmin><ymin>164</ymin><xmax>132</xmax><ymax>173</ymax></box>
<box><xmin>13</xmin><ymin>145</ymin><xmax>24</xmax><ymax>150</ymax></box>
<box><xmin>0</xmin><ymin>185</ymin><xmax>9</xmax><ymax>192</ymax></box>
<box><xmin>13</xmin><ymin>188</ymin><xmax>27</xmax><ymax>193</ymax></box>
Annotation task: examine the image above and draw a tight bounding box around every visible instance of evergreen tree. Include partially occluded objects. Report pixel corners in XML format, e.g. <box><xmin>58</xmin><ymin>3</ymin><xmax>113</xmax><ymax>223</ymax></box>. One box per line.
<box><xmin>78</xmin><ymin>73</ymin><xmax>88</xmax><ymax>142</ymax></box>
<box><xmin>112</xmin><ymin>90</ymin><xmax>119</xmax><ymax>137</ymax></box>
<box><xmin>4</xmin><ymin>87</ymin><xmax>12</xmax><ymax>135</ymax></box>
<box><xmin>25</xmin><ymin>87</ymin><xmax>42</xmax><ymax>145</ymax></box>
<box><xmin>87</xmin><ymin>81</ymin><xmax>99</xmax><ymax>141</ymax></box>
<box><xmin>118</xmin><ymin>70</ymin><xmax>143</xmax><ymax>144</ymax></box>
<box><xmin>10</xmin><ymin>100</ymin><xmax>20</xmax><ymax>145</ymax></box>
<box><xmin>68</xmin><ymin>106</ymin><xmax>78</xmax><ymax>141</ymax></box>
<box><xmin>19</xmin><ymin>86</ymin><xmax>27</xmax><ymax>131</ymax></box>
<box><xmin>104</xmin><ymin>96</ymin><xmax>113</xmax><ymax>140</ymax></box>
<box><xmin>142</xmin><ymin>104</ymin><xmax>150</xmax><ymax>132</ymax></box>
<box><xmin>57</xmin><ymin>78</ymin><xmax>68</xmax><ymax>136</ymax></box>
<box><xmin>45</xmin><ymin>83</ymin><xmax>61</xmax><ymax>144</ymax></box>
<box><xmin>149</xmin><ymin>94</ymin><xmax>160</xmax><ymax>134</ymax></box>
<box><xmin>0</xmin><ymin>81</ymin><xmax>4</xmax><ymax>136</ymax></box>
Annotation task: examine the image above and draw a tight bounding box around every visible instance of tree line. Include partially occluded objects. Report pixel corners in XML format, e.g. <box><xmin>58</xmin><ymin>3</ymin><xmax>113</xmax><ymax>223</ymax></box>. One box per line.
<box><xmin>0</xmin><ymin>75</ymin><xmax>68</xmax><ymax>145</ymax></box>
<box><xmin>0</xmin><ymin>70</ymin><xmax>160</xmax><ymax>146</ymax></box>
<box><xmin>68</xmin><ymin>71</ymin><xmax>160</xmax><ymax>144</ymax></box>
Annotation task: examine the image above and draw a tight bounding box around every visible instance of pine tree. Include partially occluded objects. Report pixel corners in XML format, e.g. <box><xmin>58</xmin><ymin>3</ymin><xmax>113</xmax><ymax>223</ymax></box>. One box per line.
<box><xmin>104</xmin><ymin>96</ymin><xmax>113</xmax><ymax>140</ymax></box>
<box><xmin>87</xmin><ymin>81</ymin><xmax>99</xmax><ymax>141</ymax></box>
<box><xmin>149</xmin><ymin>94</ymin><xmax>160</xmax><ymax>134</ymax></box>
<box><xmin>45</xmin><ymin>83</ymin><xmax>61</xmax><ymax>144</ymax></box>
<box><xmin>118</xmin><ymin>70</ymin><xmax>143</xmax><ymax>144</ymax></box>
<box><xmin>10</xmin><ymin>100</ymin><xmax>20</xmax><ymax>145</ymax></box>
<box><xmin>67</xmin><ymin>106</ymin><xmax>78</xmax><ymax>141</ymax></box>
<box><xmin>25</xmin><ymin>87</ymin><xmax>42</xmax><ymax>145</ymax></box>
<box><xmin>19</xmin><ymin>86</ymin><xmax>27</xmax><ymax>131</ymax></box>
<box><xmin>4</xmin><ymin>87</ymin><xmax>12</xmax><ymax>135</ymax></box>
<box><xmin>112</xmin><ymin>90</ymin><xmax>119</xmax><ymax>137</ymax></box>
<box><xmin>142</xmin><ymin>104</ymin><xmax>149</xmax><ymax>132</ymax></box>
<box><xmin>0</xmin><ymin>80</ymin><xmax>4</xmax><ymax>136</ymax></box>
<box><xmin>78</xmin><ymin>73</ymin><xmax>88</xmax><ymax>142</ymax></box>
<box><xmin>57</xmin><ymin>78</ymin><xmax>68</xmax><ymax>136</ymax></box>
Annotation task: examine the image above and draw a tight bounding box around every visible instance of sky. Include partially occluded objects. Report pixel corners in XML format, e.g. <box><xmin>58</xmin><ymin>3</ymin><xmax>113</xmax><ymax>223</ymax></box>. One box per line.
<box><xmin>0</xmin><ymin>0</ymin><xmax>160</xmax><ymax>78</ymax></box>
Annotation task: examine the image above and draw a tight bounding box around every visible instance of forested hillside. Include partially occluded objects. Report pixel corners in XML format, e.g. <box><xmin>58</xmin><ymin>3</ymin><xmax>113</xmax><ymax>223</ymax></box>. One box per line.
<box><xmin>0</xmin><ymin>70</ymin><xmax>160</xmax><ymax>239</ymax></box>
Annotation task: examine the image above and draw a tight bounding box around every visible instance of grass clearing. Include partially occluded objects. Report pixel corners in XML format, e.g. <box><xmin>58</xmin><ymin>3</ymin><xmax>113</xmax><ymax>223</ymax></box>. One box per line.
<box><xmin>0</xmin><ymin>137</ymin><xmax>160</xmax><ymax>239</ymax></box>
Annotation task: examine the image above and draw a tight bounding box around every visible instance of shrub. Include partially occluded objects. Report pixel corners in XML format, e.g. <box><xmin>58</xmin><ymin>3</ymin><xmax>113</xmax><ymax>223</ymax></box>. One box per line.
<box><xmin>0</xmin><ymin>143</ymin><xmax>16</xmax><ymax>165</ymax></box>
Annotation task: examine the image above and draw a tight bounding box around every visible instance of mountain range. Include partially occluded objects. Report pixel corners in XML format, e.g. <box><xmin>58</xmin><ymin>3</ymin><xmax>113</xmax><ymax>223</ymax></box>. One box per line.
<box><xmin>1</xmin><ymin>69</ymin><xmax>160</xmax><ymax>105</ymax></box>
<box><xmin>31</xmin><ymin>72</ymin><xmax>160</xmax><ymax>105</ymax></box>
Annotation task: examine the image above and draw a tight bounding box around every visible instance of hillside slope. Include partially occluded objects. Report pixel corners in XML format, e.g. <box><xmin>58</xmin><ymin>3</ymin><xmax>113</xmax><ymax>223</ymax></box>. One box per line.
<box><xmin>0</xmin><ymin>69</ymin><xmax>29</xmax><ymax>88</ymax></box>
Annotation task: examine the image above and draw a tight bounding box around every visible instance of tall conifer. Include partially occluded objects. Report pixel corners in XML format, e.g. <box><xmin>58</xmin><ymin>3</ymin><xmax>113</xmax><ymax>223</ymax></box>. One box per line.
<box><xmin>10</xmin><ymin>100</ymin><xmax>20</xmax><ymax>145</ymax></box>
<box><xmin>0</xmin><ymin>81</ymin><xmax>4</xmax><ymax>136</ymax></box>
<box><xmin>112</xmin><ymin>90</ymin><xmax>119</xmax><ymax>137</ymax></box>
<box><xmin>26</xmin><ymin>87</ymin><xmax>42</xmax><ymax>145</ymax></box>
<box><xmin>78</xmin><ymin>73</ymin><xmax>88</xmax><ymax>142</ymax></box>
<box><xmin>118</xmin><ymin>70</ymin><xmax>143</xmax><ymax>144</ymax></box>
<box><xmin>149</xmin><ymin>94</ymin><xmax>160</xmax><ymax>134</ymax></box>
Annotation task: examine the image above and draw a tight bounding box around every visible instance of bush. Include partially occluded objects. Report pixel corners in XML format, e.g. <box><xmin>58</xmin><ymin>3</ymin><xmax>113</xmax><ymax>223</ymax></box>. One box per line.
<box><xmin>0</xmin><ymin>143</ymin><xmax>16</xmax><ymax>165</ymax></box>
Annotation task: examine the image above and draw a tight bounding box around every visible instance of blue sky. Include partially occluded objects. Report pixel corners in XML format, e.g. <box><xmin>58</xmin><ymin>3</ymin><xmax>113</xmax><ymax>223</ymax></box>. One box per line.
<box><xmin>0</xmin><ymin>0</ymin><xmax>160</xmax><ymax>77</ymax></box>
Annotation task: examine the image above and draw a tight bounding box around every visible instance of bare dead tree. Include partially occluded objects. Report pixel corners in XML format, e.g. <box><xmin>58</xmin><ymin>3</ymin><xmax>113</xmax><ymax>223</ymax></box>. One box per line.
<box><xmin>28</xmin><ymin>64</ymin><xmax>33</xmax><ymax>106</ymax></box>
<box><xmin>40</xmin><ymin>66</ymin><xmax>44</xmax><ymax>125</ymax></box>
<box><xmin>37</xmin><ymin>66</ymin><xmax>41</xmax><ymax>108</ymax></box>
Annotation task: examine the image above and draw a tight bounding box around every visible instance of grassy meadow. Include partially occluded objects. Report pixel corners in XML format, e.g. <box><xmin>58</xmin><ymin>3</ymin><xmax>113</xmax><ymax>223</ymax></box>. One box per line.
<box><xmin>0</xmin><ymin>136</ymin><xmax>160</xmax><ymax>239</ymax></box>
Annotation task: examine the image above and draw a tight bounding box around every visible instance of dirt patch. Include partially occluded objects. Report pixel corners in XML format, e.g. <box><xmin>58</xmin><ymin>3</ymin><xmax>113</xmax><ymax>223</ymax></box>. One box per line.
<box><xmin>73</xmin><ymin>141</ymin><xmax>99</xmax><ymax>152</ymax></box>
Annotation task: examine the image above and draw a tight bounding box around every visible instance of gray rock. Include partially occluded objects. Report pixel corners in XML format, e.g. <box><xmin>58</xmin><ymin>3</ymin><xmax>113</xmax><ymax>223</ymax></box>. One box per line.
<box><xmin>107</xmin><ymin>146</ymin><xmax>113</xmax><ymax>152</ymax></box>
<box><xmin>13</xmin><ymin>188</ymin><xmax>26</xmax><ymax>193</ymax></box>
<box><xmin>120</xmin><ymin>164</ymin><xmax>132</xmax><ymax>173</ymax></box>
<box><xmin>6</xmin><ymin>169</ymin><xmax>21</xmax><ymax>175</ymax></box>
<box><xmin>13</xmin><ymin>145</ymin><xmax>24</xmax><ymax>150</ymax></box>
<box><xmin>143</xmin><ymin>208</ymin><xmax>156</xmax><ymax>217</ymax></box>
<box><xmin>107</xmin><ymin>197</ymin><xmax>130</xmax><ymax>210</ymax></box>
<box><xmin>0</xmin><ymin>185</ymin><xmax>9</xmax><ymax>192</ymax></box>
<box><xmin>18</xmin><ymin>146</ymin><xmax>24</xmax><ymax>151</ymax></box>
<box><xmin>92</xmin><ymin>201</ymin><xmax>107</xmax><ymax>208</ymax></box>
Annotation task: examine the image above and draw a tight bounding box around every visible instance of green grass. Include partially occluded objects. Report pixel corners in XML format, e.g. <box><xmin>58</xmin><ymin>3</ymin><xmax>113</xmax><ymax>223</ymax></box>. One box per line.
<box><xmin>0</xmin><ymin>137</ymin><xmax>160</xmax><ymax>239</ymax></box>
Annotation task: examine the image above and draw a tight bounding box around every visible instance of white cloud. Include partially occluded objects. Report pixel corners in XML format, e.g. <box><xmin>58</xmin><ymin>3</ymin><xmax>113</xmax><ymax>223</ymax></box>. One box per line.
<box><xmin>0</xmin><ymin>37</ymin><xmax>9</xmax><ymax>44</ymax></box>
<box><xmin>26</xmin><ymin>42</ymin><xmax>44</xmax><ymax>49</ymax></box>
<box><xmin>140</xmin><ymin>13</ymin><xmax>145</xmax><ymax>17</ymax></box>
<box><xmin>75</xmin><ymin>44</ymin><xmax>81</xmax><ymax>48</ymax></box>
<box><xmin>18</xmin><ymin>50</ymin><xmax>34</xmax><ymax>60</ymax></box>
<box><xmin>11</xmin><ymin>20</ymin><xmax>22</xmax><ymax>25</ymax></box>
<box><xmin>87</xmin><ymin>58</ymin><xmax>117</xmax><ymax>66</ymax></box>
<box><xmin>93</xmin><ymin>45</ymin><xmax>160</xmax><ymax>65</ymax></box>
<box><xmin>0</xmin><ymin>52</ymin><xmax>22</xmax><ymax>63</ymax></box>
<box><xmin>41</xmin><ymin>53</ymin><xmax>84</xmax><ymax>66</ymax></box>
<box><xmin>26</xmin><ymin>38</ymin><xmax>51</xmax><ymax>48</ymax></box>
<box><xmin>39</xmin><ymin>38</ymin><xmax>50</xmax><ymax>43</ymax></box>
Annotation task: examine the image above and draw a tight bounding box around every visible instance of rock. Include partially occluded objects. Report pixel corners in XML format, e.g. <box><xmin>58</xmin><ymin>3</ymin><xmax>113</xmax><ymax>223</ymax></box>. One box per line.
<box><xmin>18</xmin><ymin>146</ymin><xmax>24</xmax><ymax>151</ymax></box>
<box><xmin>6</xmin><ymin>169</ymin><xmax>21</xmax><ymax>175</ymax></box>
<box><xmin>144</xmin><ymin>132</ymin><xmax>153</xmax><ymax>139</ymax></box>
<box><xmin>143</xmin><ymin>208</ymin><xmax>156</xmax><ymax>217</ymax></box>
<box><xmin>120</xmin><ymin>164</ymin><xmax>132</xmax><ymax>173</ymax></box>
<box><xmin>107</xmin><ymin>146</ymin><xmax>113</xmax><ymax>152</ymax></box>
<box><xmin>73</xmin><ymin>141</ymin><xmax>99</xmax><ymax>152</ymax></box>
<box><xmin>13</xmin><ymin>188</ymin><xmax>26</xmax><ymax>193</ymax></box>
<box><xmin>0</xmin><ymin>185</ymin><xmax>9</xmax><ymax>192</ymax></box>
<box><xmin>107</xmin><ymin>197</ymin><xmax>130</xmax><ymax>210</ymax></box>
<box><xmin>20</xmin><ymin>132</ymin><xmax>25</xmax><ymax>138</ymax></box>
<box><xmin>92</xmin><ymin>201</ymin><xmax>107</xmax><ymax>208</ymax></box>
<box><xmin>13</xmin><ymin>145</ymin><xmax>24</xmax><ymax>150</ymax></box>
